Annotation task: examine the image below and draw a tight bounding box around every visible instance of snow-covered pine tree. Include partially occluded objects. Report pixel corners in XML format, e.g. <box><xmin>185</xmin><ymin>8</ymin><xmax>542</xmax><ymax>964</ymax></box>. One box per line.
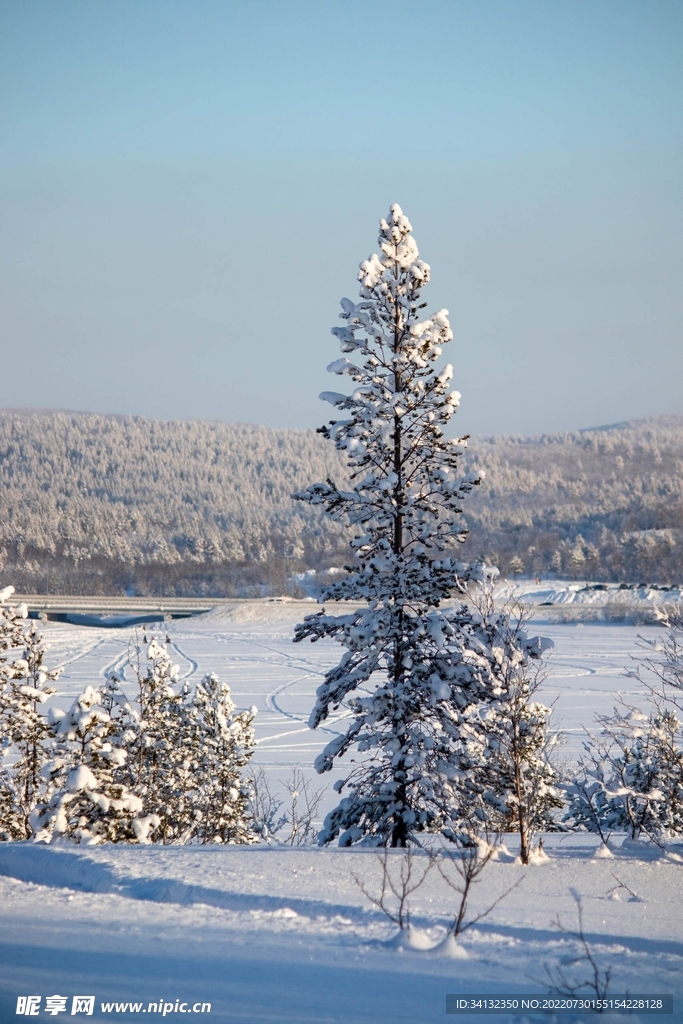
<box><xmin>0</xmin><ymin>588</ymin><xmax>27</xmax><ymax>839</ymax></box>
<box><xmin>565</xmin><ymin>613</ymin><xmax>683</xmax><ymax>842</ymax></box>
<box><xmin>186</xmin><ymin>672</ymin><xmax>256</xmax><ymax>844</ymax></box>
<box><xmin>31</xmin><ymin>683</ymin><xmax>158</xmax><ymax>845</ymax></box>
<box><xmin>294</xmin><ymin>205</ymin><xmax>548</xmax><ymax>847</ymax></box>
<box><xmin>508</xmin><ymin>556</ymin><xmax>524</xmax><ymax>578</ymax></box>
<box><xmin>565</xmin><ymin>703</ymin><xmax>683</xmax><ymax>841</ymax></box>
<box><xmin>563</xmin><ymin>770</ymin><xmax>612</xmax><ymax>844</ymax></box>
<box><xmin>110</xmin><ymin>636</ymin><xmax>257</xmax><ymax>844</ymax></box>
<box><xmin>111</xmin><ymin>636</ymin><xmax>195</xmax><ymax>844</ymax></box>
<box><xmin>458</xmin><ymin>596</ymin><xmax>561</xmax><ymax>861</ymax></box>
<box><xmin>0</xmin><ymin>588</ymin><xmax>61</xmax><ymax>839</ymax></box>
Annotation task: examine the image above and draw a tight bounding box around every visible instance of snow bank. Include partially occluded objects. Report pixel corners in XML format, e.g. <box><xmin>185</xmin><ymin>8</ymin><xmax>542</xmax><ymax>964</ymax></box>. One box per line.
<box><xmin>0</xmin><ymin>837</ymin><xmax>679</xmax><ymax>1023</ymax></box>
<box><xmin>485</xmin><ymin>579</ymin><xmax>683</xmax><ymax>628</ymax></box>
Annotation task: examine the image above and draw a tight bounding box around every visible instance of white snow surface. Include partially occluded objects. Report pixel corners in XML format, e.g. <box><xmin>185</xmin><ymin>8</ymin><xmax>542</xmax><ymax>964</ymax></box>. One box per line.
<box><xmin>0</xmin><ymin>837</ymin><xmax>680</xmax><ymax>1022</ymax></box>
<box><xmin>1</xmin><ymin>603</ymin><xmax>681</xmax><ymax>1022</ymax></box>
<box><xmin>35</xmin><ymin>598</ymin><xmax>672</xmax><ymax>779</ymax></box>
<box><xmin>503</xmin><ymin>578</ymin><xmax>683</xmax><ymax>610</ymax></box>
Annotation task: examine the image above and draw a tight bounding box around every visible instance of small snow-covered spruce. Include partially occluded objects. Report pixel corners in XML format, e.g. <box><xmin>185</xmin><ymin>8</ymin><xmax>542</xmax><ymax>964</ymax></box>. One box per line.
<box><xmin>633</xmin><ymin>609</ymin><xmax>683</xmax><ymax>832</ymax></box>
<box><xmin>0</xmin><ymin>587</ymin><xmax>26</xmax><ymax>838</ymax></box>
<box><xmin>563</xmin><ymin>770</ymin><xmax>613</xmax><ymax>845</ymax></box>
<box><xmin>564</xmin><ymin>702</ymin><xmax>683</xmax><ymax>841</ymax></box>
<box><xmin>187</xmin><ymin>672</ymin><xmax>257</xmax><ymax>844</ymax></box>
<box><xmin>111</xmin><ymin>635</ymin><xmax>194</xmax><ymax>844</ymax></box>
<box><xmin>111</xmin><ymin>636</ymin><xmax>258</xmax><ymax>845</ymax></box>
<box><xmin>608</xmin><ymin>704</ymin><xmax>682</xmax><ymax>839</ymax></box>
<box><xmin>30</xmin><ymin>683</ymin><xmax>157</xmax><ymax>845</ymax></box>
<box><xmin>0</xmin><ymin>588</ymin><xmax>61</xmax><ymax>840</ymax></box>
<box><xmin>295</xmin><ymin>205</ymin><xmax>548</xmax><ymax>847</ymax></box>
<box><xmin>508</xmin><ymin>556</ymin><xmax>524</xmax><ymax>578</ymax></box>
<box><xmin>459</xmin><ymin>596</ymin><xmax>561</xmax><ymax>863</ymax></box>
<box><xmin>565</xmin><ymin>613</ymin><xmax>683</xmax><ymax>842</ymax></box>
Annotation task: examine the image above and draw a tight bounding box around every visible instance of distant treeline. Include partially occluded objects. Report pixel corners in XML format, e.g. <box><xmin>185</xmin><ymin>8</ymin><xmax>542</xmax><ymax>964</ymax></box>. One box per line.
<box><xmin>0</xmin><ymin>410</ymin><xmax>681</xmax><ymax>595</ymax></box>
<box><xmin>461</xmin><ymin>415</ymin><xmax>683</xmax><ymax>586</ymax></box>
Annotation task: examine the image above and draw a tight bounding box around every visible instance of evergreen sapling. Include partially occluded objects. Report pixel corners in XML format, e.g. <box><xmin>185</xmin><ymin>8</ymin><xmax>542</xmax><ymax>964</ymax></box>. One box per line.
<box><xmin>31</xmin><ymin>683</ymin><xmax>157</xmax><ymax>845</ymax></box>
<box><xmin>187</xmin><ymin>671</ymin><xmax>257</xmax><ymax>844</ymax></box>
<box><xmin>0</xmin><ymin>589</ymin><xmax>61</xmax><ymax>839</ymax></box>
<box><xmin>565</xmin><ymin>702</ymin><xmax>683</xmax><ymax>841</ymax></box>
<box><xmin>110</xmin><ymin>635</ymin><xmax>257</xmax><ymax>845</ymax></box>
<box><xmin>458</xmin><ymin>595</ymin><xmax>561</xmax><ymax>861</ymax></box>
<box><xmin>565</xmin><ymin>613</ymin><xmax>683</xmax><ymax>842</ymax></box>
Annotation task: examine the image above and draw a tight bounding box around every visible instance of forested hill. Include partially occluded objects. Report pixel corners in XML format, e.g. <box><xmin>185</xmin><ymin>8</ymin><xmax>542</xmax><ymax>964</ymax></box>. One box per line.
<box><xmin>0</xmin><ymin>410</ymin><xmax>681</xmax><ymax>595</ymax></box>
<box><xmin>0</xmin><ymin>411</ymin><xmax>347</xmax><ymax>595</ymax></box>
<box><xmin>461</xmin><ymin>415</ymin><xmax>683</xmax><ymax>584</ymax></box>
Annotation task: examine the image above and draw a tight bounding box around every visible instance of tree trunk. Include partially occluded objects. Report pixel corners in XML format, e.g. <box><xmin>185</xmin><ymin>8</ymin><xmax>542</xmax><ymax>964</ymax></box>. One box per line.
<box><xmin>511</xmin><ymin>716</ymin><xmax>529</xmax><ymax>864</ymax></box>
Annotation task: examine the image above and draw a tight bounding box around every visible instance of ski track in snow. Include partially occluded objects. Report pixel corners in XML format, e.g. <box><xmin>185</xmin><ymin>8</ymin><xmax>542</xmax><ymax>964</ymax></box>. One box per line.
<box><xmin>38</xmin><ymin>609</ymin><xmax>661</xmax><ymax>779</ymax></box>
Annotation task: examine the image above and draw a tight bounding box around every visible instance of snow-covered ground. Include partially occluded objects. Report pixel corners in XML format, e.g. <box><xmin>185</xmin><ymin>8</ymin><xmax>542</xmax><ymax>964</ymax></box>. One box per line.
<box><xmin>508</xmin><ymin>579</ymin><xmax>683</xmax><ymax>606</ymax></box>
<box><xmin>35</xmin><ymin>599</ymin><xmax>669</xmax><ymax>797</ymax></box>
<box><xmin>1</xmin><ymin>837</ymin><xmax>681</xmax><ymax>1023</ymax></box>
<box><xmin>502</xmin><ymin>579</ymin><xmax>682</xmax><ymax>622</ymax></box>
<box><xmin>1</xmin><ymin>602</ymin><xmax>681</xmax><ymax>1022</ymax></box>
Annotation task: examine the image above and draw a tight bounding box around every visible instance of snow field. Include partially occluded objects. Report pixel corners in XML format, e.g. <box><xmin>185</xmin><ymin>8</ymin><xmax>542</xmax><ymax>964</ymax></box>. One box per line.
<box><xmin>0</xmin><ymin>837</ymin><xmax>680</xmax><ymax>1023</ymax></box>
<box><xmin>1</xmin><ymin>603</ymin><xmax>681</xmax><ymax>1022</ymax></box>
<box><xmin>36</xmin><ymin>603</ymin><xmax>664</xmax><ymax>819</ymax></box>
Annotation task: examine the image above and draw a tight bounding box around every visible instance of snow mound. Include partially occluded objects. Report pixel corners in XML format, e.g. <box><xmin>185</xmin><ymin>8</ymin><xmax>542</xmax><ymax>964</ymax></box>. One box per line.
<box><xmin>272</xmin><ymin>906</ymin><xmax>299</xmax><ymax>920</ymax></box>
<box><xmin>487</xmin><ymin>842</ymin><xmax>516</xmax><ymax>863</ymax></box>
<box><xmin>403</xmin><ymin>926</ymin><xmax>436</xmax><ymax>951</ymax></box>
<box><xmin>620</xmin><ymin>836</ymin><xmax>647</xmax><ymax>852</ymax></box>
<box><xmin>382</xmin><ymin>926</ymin><xmax>438</xmax><ymax>952</ymax></box>
<box><xmin>430</xmin><ymin>934</ymin><xmax>469</xmax><ymax>958</ymax></box>
<box><xmin>517</xmin><ymin>845</ymin><xmax>551</xmax><ymax>866</ymax></box>
<box><xmin>195</xmin><ymin>599</ymin><xmax>353</xmax><ymax>629</ymax></box>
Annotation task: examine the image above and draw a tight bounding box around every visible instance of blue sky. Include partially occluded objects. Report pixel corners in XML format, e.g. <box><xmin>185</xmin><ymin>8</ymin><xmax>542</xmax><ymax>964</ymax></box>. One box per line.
<box><xmin>1</xmin><ymin>0</ymin><xmax>682</xmax><ymax>436</ymax></box>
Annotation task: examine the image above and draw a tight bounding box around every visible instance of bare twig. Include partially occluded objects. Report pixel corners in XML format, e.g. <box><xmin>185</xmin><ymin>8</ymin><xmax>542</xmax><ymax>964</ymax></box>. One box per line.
<box><xmin>248</xmin><ymin>766</ymin><xmax>287</xmax><ymax>842</ymax></box>
<box><xmin>607</xmin><ymin>873</ymin><xmax>639</xmax><ymax>900</ymax></box>
<box><xmin>634</xmin><ymin>608</ymin><xmax>683</xmax><ymax>714</ymax></box>
<box><xmin>249</xmin><ymin>765</ymin><xmax>326</xmax><ymax>845</ymax></box>
<box><xmin>542</xmin><ymin>891</ymin><xmax>612</xmax><ymax>1008</ymax></box>
<box><xmin>352</xmin><ymin>848</ymin><xmax>432</xmax><ymax>931</ymax></box>
<box><xmin>433</xmin><ymin>838</ymin><xmax>523</xmax><ymax>937</ymax></box>
<box><xmin>282</xmin><ymin>766</ymin><xmax>326</xmax><ymax>846</ymax></box>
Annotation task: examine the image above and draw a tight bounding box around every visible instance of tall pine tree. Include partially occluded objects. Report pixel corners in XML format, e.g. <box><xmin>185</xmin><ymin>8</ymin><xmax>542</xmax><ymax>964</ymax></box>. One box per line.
<box><xmin>295</xmin><ymin>205</ymin><xmax>547</xmax><ymax>847</ymax></box>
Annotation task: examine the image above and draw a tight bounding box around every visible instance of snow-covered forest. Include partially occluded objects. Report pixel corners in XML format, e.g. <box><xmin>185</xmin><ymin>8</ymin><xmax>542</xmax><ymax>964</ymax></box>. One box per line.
<box><xmin>0</xmin><ymin>410</ymin><xmax>681</xmax><ymax>595</ymax></box>
<box><xmin>467</xmin><ymin>416</ymin><xmax>683</xmax><ymax>584</ymax></box>
<box><xmin>0</xmin><ymin>411</ymin><xmax>348</xmax><ymax>595</ymax></box>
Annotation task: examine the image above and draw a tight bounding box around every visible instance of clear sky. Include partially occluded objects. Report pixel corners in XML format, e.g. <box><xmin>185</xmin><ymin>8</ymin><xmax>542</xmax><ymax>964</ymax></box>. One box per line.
<box><xmin>1</xmin><ymin>0</ymin><xmax>682</xmax><ymax>437</ymax></box>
